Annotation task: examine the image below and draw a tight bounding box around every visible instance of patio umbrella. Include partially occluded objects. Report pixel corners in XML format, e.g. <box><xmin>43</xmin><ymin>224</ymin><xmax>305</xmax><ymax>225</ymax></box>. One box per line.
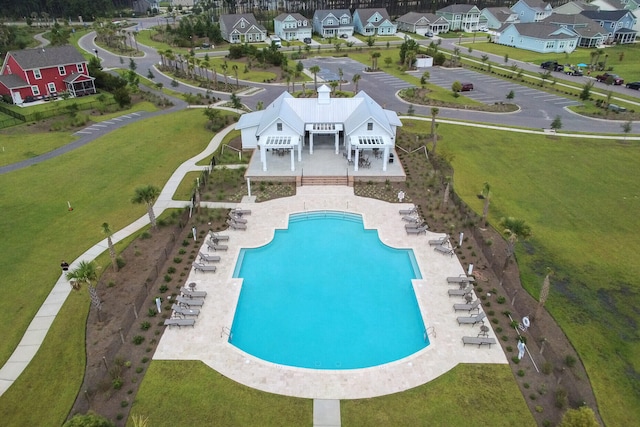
<box><xmin>577</xmin><ymin>63</ymin><xmax>588</xmax><ymax>67</ymax></box>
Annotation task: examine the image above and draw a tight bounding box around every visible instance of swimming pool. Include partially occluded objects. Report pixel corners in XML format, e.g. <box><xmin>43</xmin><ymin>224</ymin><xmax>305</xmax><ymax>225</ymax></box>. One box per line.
<box><xmin>230</xmin><ymin>211</ymin><xmax>429</xmax><ymax>370</ymax></box>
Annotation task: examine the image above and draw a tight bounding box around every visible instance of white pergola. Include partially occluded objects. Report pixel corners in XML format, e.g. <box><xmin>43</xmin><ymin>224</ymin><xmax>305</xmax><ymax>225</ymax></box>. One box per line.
<box><xmin>305</xmin><ymin>122</ymin><xmax>344</xmax><ymax>155</ymax></box>
<box><xmin>258</xmin><ymin>135</ymin><xmax>302</xmax><ymax>171</ymax></box>
<box><xmin>348</xmin><ymin>135</ymin><xmax>391</xmax><ymax>171</ymax></box>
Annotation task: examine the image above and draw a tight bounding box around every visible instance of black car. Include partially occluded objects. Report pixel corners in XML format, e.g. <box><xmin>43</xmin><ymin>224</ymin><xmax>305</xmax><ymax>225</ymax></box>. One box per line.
<box><xmin>303</xmin><ymin>37</ymin><xmax>312</xmax><ymax>44</ymax></box>
<box><xmin>461</xmin><ymin>82</ymin><xmax>474</xmax><ymax>91</ymax></box>
<box><xmin>626</xmin><ymin>81</ymin><xmax>640</xmax><ymax>90</ymax></box>
<box><xmin>541</xmin><ymin>60</ymin><xmax>558</xmax><ymax>70</ymax></box>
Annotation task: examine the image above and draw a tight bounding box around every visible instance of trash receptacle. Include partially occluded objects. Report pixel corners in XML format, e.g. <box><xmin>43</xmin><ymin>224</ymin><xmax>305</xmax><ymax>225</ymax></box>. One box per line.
<box><xmin>389</xmin><ymin>153</ymin><xmax>394</xmax><ymax>163</ymax></box>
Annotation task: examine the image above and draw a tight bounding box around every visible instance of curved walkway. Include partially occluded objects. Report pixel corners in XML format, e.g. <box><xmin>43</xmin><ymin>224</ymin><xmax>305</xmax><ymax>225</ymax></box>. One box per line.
<box><xmin>0</xmin><ymin>123</ymin><xmax>236</xmax><ymax>396</ymax></box>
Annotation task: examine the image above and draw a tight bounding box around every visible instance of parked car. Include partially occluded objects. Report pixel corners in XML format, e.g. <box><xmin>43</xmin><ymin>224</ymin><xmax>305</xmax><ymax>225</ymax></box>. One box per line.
<box><xmin>303</xmin><ymin>37</ymin><xmax>312</xmax><ymax>44</ymax></box>
<box><xmin>608</xmin><ymin>104</ymin><xmax>627</xmax><ymax>113</ymax></box>
<box><xmin>626</xmin><ymin>81</ymin><xmax>640</xmax><ymax>90</ymax></box>
<box><xmin>340</xmin><ymin>33</ymin><xmax>349</xmax><ymax>39</ymax></box>
<box><xmin>425</xmin><ymin>31</ymin><xmax>434</xmax><ymax>37</ymax></box>
<box><xmin>541</xmin><ymin>60</ymin><xmax>558</xmax><ymax>70</ymax></box>
<box><xmin>596</xmin><ymin>73</ymin><xmax>624</xmax><ymax>85</ymax></box>
<box><xmin>201</xmin><ymin>42</ymin><xmax>211</xmax><ymax>48</ymax></box>
<box><xmin>563</xmin><ymin>65</ymin><xmax>583</xmax><ymax>76</ymax></box>
<box><xmin>461</xmin><ymin>83</ymin><xmax>474</xmax><ymax>91</ymax></box>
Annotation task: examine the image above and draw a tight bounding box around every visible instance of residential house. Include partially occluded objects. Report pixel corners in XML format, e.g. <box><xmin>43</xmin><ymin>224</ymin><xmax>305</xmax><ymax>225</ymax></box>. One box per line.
<box><xmin>235</xmin><ymin>86</ymin><xmax>402</xmax><ymax>173</ymax></box>
<box><xmin>312</xmin><ymin>9</ymin><xmax>353</xmax><ymax>38</ymax></box>
<box><xmin>274</xmin><ymin>13</ymin><xmax>312</xmax><ymax>41</ymax></box>
<box><xmin>543</xmin><ymin>13</ymin><xmax>607</xmax><ymax>47</ymax></box>
<box><xmin>352</xmin><ymin>8</ymin><xmax>397</xmax><ymax>36</ymax></box>
<box><xmin>580</xmin><ymin>9</ymin><xmax>638</xmax><ymax>43</ymax></box>
<box><xmin>132</xmin><ymin>0</ymin><xmax>159</xmax><ymax>14</ymax></box>
<box><xmin>510</xmin><ymin>0</ymin><xmax>553</xmax><ymax>23</ymax></box>
<box><xmin>436</xmin><ymin>4</ymin><xmax>481</xmax><ymax>32</ymax></box>
<box><xmin>590</xmin><ymin>0</ymin><xmax>639</xmax><ymax>12</ymax></box>
<box><xmin>480</xmin><ymin>7</ymin><xmax>520</xmax><ymax>30</ymax></box>
<box><xmin>553</xmin><ymin>0</ymin><xmax>599</xmax><ymax>15</ymax></box>
<box><xmin>219</xmin><ymin>13</ymin><xmax>267</xmax><ymax>44</ymax></box>
<box><xmin>0</xmin><ymin>45</ymin><xmax>95</xmax><ymax>105</ymax></box>
<box><xmin>395</xmin><ymin>12</ymin><xmax>450</xmax><ymax>35</ymax></box>
<box><xmin>494</xmin><ymin>23</ymin><xmax>579</xmax><ymax>53</ymax></box>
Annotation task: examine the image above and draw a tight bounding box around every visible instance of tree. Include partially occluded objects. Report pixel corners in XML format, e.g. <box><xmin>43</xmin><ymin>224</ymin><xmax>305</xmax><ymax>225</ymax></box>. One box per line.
<box><xmin>451</xmin><ymin>80</ymin><xmax>462</xmax><ymax>96</ymax></box>
<box><xmin>102</xmin><ymin>223</ymin><xmax>118</xmax><ymax>272</ymax></box>
<box><xmin>534</xmin><ymin>269</ymin><xmax>552</xmax><ymax>320</ymax></box>
<box><xmin>352</xmin><ymin>73</ymin><xmax>361</xmax><ymax>94</ymax></box>
<box><xmin>309</xmin><ymin>65</ymin><xmax>320</xmax><ymax>91</ymax></box>
<box><xmin>539</xmin><ymin>70</ymin><xmax>551</xmax><ymax>86</ymax></box>
<box><xmin>366</xmin><ymin>36</ymin><xmax>375</xmax><ymax>47</ymax></box>
<box><xmin>203</xmin><ymin>107</ymin><xmax>221</xmax><ymax>124</ymax></box>
<box><xmin>66</xmin><ymin>260</ymin><xmax>102</xmax><ymax>321</ymax></box>
<box><xmin>221</xmin><ymin>61</ymin><xmax>228</xmax><ymax>88</ymax></box>
<box><xmin>338</xmin><ymin>68</ymin><xmax>344</xmax><ymax>91</ymax></box>
<box><xmin>230</xmin><ymin>92</ymin><xmax>242</xmax><ymax>109</ymax></box>
<box><xmin>499</xmin><ymin>217</ymin><xmax>532</xmax><ymax>285</ymax></box>
<box><xmin>147</xmin><ymin>69</ymin><xmax>155</xmax><ymax>80</ymax></box>
<box><xmin>622</xmin><ymin>120</ymin><xmax>633</xmax><ymax>140</ymax></box>
<box><xmin>49</xmin><ymin>23</ymin><xmax>70</xmax><ymax>45</ymax></box>
<box><xmin>481</xmin><ymin>54</ymin><xmax>489</xmax><ymax>70</ymax></box>
<box><xmin>550</xmin><ymin>115</ymin><xmax>562</xmax><ymax>131</ymax></box>
<box><xmin>481</xmin><ymin>182</ymin><xmax>491</xmax><ymax>223</ymax></box>
<box><xmin>580</xmin><ymin>81</ymin><xmax>594</xmax><ymax>101</ymax></box>
<box><xmin>420</xmin><ymin>71</ymin><xmax>430</xmax><ymax>87</ymax></box>
<box><xmin>506</xmin><ymin>90</ymin><xmax>515</xmax><ymax>100</ymax></box>
<box><xmin>232</xmin><ymin>64</ymin><xmax>239</xmax><ymax>88</ymax></box>
<box><xmin>132</xmin><ymin>185</ymin><xmax>161</xmax><ymax>229</ymax></box>
<box><xmin>558</xmin><ymin>407</ymin><xmax>599</xmax><ymax>427</ymax></box>
<box><xmin>384</xmin><ymin>56</ymin><xmax>392</xmax><ymax>68</ymax></box>
<box><xmin>503</xmin><ymin>53</ymin><xmax>509</xmax><ymax>64</ymax></box>
<box><xmin>430</xmin><ymin>107</ymin><xmax>439</xmax><ymax>155</ymax></box>
<box><xmin>113</xmin><ymin>87</ymin><xmax>131</xmax><ymax>108</ymax></box>
<box><xmin>452</xmin><ymin>47</ymin><xmax>460</xmax><ymax>67</ymax></box>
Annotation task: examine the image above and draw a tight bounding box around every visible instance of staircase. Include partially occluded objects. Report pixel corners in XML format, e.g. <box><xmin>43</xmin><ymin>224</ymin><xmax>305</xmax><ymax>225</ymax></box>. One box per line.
<box><xmin>299</xmin><ymin>176</ymin><xmax>350</xmax><ymax>186</ymax></box>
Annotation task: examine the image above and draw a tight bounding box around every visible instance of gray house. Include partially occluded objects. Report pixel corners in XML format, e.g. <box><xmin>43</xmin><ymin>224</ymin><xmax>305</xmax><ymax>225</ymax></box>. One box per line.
<box><xmin>544</xmin><ymin>13</ymin><xmax>607</xmax><ymax>47</ymax></box>
<box><xmin>219</xmin><ymin>13</ymin><xmax>267</xmax><ymax>44</ymax></box>
<box><xmin>495</xmin><ymin>22</ymin><xmax>579</xmax><ymax>53</ymax></box>
<box><xmin>352</xmin><ymin>8</ymin><xmax>397</xmax><ymax>36</ymax></box>
<box><xmin>510</xmin><ymin>0</ymin><xmax>553</xmax><ymax>23</ymax></box>
<box><xmin>580</xmin><ymin>9</ymin><xmax>638</xmax><ymax>43</ymax></box>
<box><xmin>480</xmin><ymin>7</ymin><xmax>520</xmax><ymax>29</ymax></box>
<box><xmin>396</xmin><ymin>12</ymin><xmax>450</xmax><ymax>35</ymax></box>
<box><xmin>312</xmin><ymin>9</ymin><xmax>353</xmax><ymax>38</ymax></box>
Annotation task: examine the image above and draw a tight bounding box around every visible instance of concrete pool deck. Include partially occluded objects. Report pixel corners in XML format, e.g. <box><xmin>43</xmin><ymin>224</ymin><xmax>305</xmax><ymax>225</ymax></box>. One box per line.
<box><xmin>154</xmin><ymin>185</ymin><xmax>507</xmax><ymax>400</ymax></box>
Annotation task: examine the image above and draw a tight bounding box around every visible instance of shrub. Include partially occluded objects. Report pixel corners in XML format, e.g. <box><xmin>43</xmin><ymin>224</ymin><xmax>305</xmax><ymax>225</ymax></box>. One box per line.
<box><xmin>135</xmin><ymin>367</ymin><xmax>144</xmax><ymax>373</ymax></box>
<box><xmin>505</xmin><ymin>345</ymin><xmax>512</xmax><ymax>352</ymax></box>
<box><xmin>132</xmin><ymin>335</ymin><xmax>145</xmax><ymax>345</ymax></box>
<box><xmin>112</xmin><ymin>377</ymin><xmax>123</xmax><ymax>390</ymax></box>
<box><xmin>523</xmin><ymin>382</ymin><xmax>530</xmax><ymax>389</ymax></box>
<box><xmin>141</xmin><ymin>357</ymin><xmax>149</xmax><ymax>363</ymax></box>
<box><xmin>555</xmin><ymin>388</ymin><xmax>568</xmax><ymax>409</ymax></box>
<box><xmin>496</xmin><ymin>296</ymin><xmax>506</xmax><ymax>304</ymax></box>
<box><xmin>140</xmin><ymin>321</ymin><xmax>151</xmax><ymax>331</ymax></box>
<box><xmin>116</xmin><ymin>257</ymin><xmax>126</xmax><ymax>269</ymax></box>
<box><xmin>147</xmin><ymin>308</ymin><xmax>157</xmax><ymax>317</ymax></box>
<box><xmin>159</xmin><ymin>284</ymin><xmax>169</xmax><ymax>293</ymax></box>
<box><xmin>167</xmin><ymin>266</ymin><xmax>176</xmax><ymax>274</ymax></box>
<box><xmin>529</xmin><ymin>394</ymin><xmax>536</xmax><ymax>400</ymax></box>
<box><xmin>173</xmin><ymin>257</ymin><xmax>183</xmax><ymax>264</ymax></box>
<box><xmin>120</xmin><ymin>400</ymin><xmax>129</xmax><ymax>408</ymax></box>
<box><xmin>565</xmin><ymin>355</ymin><xmax>577</xmax><ymax>368</ymax></box>
<box><xmin>511</xmin><ymin>356</ymin><xmax>520</xmax><ymax>363</ymax></box>
<box><xmin>542</xmin><ymin>362</ymin><xmax>553</xmax><ymax>375</ymax></box>
<box><xmin>517</xmin><ymin>369</ymin><xmax>525</xmax><ymax>377</ymax></box>
<box><xmin>535</xmin><ymin>405</ymin><xmax>543</xmax><ymax>413</ymax></box>
<box><xmin>140</xmin><ymin>231</ymin><xmax>151</xmax><ymax>239</ymax></box>
<box><xmin>163</xmin><ymin>274</ymin><xmax>172</xmax><ymax>283</ymax></box>
<box><xmin>178</xmin><ymin>248</ymin><xmax>187</xmax><ymax>255</ymax></box>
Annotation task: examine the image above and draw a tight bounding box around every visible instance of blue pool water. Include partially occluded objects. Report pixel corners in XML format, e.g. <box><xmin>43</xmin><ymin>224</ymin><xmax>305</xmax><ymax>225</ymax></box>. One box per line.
<box><xmin>230</xmin><ymin>211</ymin><xmax>428</xmax><ymax>370</ymax></box>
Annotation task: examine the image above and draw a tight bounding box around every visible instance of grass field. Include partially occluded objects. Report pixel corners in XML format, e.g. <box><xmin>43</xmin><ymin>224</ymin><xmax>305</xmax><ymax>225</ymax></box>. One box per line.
<box><xmin>402</xmin><ymin>119</ymin><xmax>640</xmax><ymax>426</ymax></box>
<box><xmin>0</xmin><ymin>109</ymin><xmax>217</xmax><ymax>425</ymax></box>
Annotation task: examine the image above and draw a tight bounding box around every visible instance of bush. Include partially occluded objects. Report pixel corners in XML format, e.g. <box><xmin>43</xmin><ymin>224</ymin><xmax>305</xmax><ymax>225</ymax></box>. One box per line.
<box><xmin>542</xmin><ymin>362</ymin><xmax>553</xmax><ymax>375</ymax></box>
<box><xmin>555</xmin><ymin>388</ymin><xmax>569</xmax><ymax>409</ymax></box>
<box><xmin>517</xmin><ymin>369</ymin><xmax>525</xmax><ymax>377</ymax></box>
<box><xmin>132</xmin><ymin>335</ymin><xmax>145</xmax><ymax>345</ymax></box>
<box><xmin>140</xmin><ymin>321</ymin><xmax>151</xmax><ymax>331</ymax></box>
<box><xmin>173</xmin><ymin>257</ymin><xmax>183</xmax><ymax>264</ymax></box>
<box><xmin>147</xmin><ymin>308</ymin><xmax>157</xmax><ymax>317</ymax></box>
<box><xmin>116</xmin><ymin>257</ymin><xmax>126</xmax><ymax>269</ymax></box>
<box><xmin>565</xmin><ymin>355</ymin><xmax>577</xmax><ymax>368</ymax></box>
<box><xmin>112</xmin><ymin>377</ymin><xmax>123</xmax><ymax>390</ymax></box>
<box><xmin>496</xmin><ymin>295</ymin><xmax>506</xmax><ymax>304</ymax></box>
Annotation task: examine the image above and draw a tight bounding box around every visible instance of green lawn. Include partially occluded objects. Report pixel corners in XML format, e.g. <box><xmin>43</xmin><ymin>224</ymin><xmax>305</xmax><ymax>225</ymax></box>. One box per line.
<box><xmin>0</xmin><ymin>109</ymin><xmax>217</xmax><ymax>424</ymax></box>
<box><xmin>0</xmin><ymin>131</ymin><xmax>76</xmax><ymax>166</ymax></box>
<box><xmin>402</xmin><ymin>119</ymin><xmax>640</xmax><ymax>426</ymax></box>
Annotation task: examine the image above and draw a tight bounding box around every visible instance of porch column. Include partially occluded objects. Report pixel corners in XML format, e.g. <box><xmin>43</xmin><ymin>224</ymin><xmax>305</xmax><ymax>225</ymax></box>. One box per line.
<box><xmin>347</xmin><ymin>141</ymin><xmax>352</xmax><ymax>161</ymax></box>
<box><xmin>310</xmin><ymin>132</ymin><xmax>314</xmax><ymax>154</ymax></box>
<box><xmin>260</xmin><ymin>146</ymin><xmax>267</xmax><ymax>171</ymax></box>
<box><xmin>290</xmin><ymin>147</ymin><xmax>295</xmax><ymax>171</ymax></box>
<box><xmin>297</xmin><ymin>137</ymin><xmax>302</xmax><ymax>161</ymax></box>
<box><xmin>334</xmin><ymin>132</ymin><xmax>339</xmax><ymax>154</ymax></box>
<box><xmin>354</xmin><ymin>147</ymin><xmax>359</xmax><ymax>172</ymax></box>
<box><xmin>382</xmin><ymin>147</ymin><xmax>389</xmax><ymax>172</ymax></box>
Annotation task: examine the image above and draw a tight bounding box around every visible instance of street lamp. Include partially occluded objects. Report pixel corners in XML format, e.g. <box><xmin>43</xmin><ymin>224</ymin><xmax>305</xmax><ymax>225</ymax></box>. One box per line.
<box><xmin>93</xmin><ymin>49</ymin><xmax>99</xmax><ymax>59</ymax></box>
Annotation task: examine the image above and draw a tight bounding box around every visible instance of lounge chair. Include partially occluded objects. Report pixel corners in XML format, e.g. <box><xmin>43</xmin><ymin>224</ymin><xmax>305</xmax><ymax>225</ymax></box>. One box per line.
<box><xmin>434</xmin><ymin>245</ymin><xmax>455</xmax><ymax>256</ymax></box>
<box><xmin>180</xmin><ymin>288</ymin><xmax>207</xmax><ymax>298</ymax></box>
<box><xmin>209</xmin><ymin>232</ymin><xmax>230</xmax><ymax>241</ymax></box>
<box><xmin>429</xmin><ymin>236</ymin><xmax>449</xmax><ymax>246</ymax></box>
<box><xmin>453</xmin><ymin>299</ymin><xmax>481</xmax><ymax>313</ymax></box>
<box><xmin>457</xmin><ymin>312</ymin><xmax>486</xmax><ymax>326</ymax></box>
<box><xmin>448</xmin><ymin>285</ymin><xmax>473</xmax><ymax>298</ymax></box>
<box><xmin>406</xmin><ymin>225</ymin><xmax>429</xmax><ymax>235</ymax></box>
<box><xmin>228</xmin><ymin>213</ymin><xmax>248</xmax><ymax>224</ymax></box>
<box><xmin>462</xmin><ymin>336</ymin><xmax>496</xmax><ymax>347</ymax></box>
<box><xmin>226</xmin><ymin>219</ymin><xmax>247</xmax><ymax>230</ymax></box>
<box><xmin>231</xmin><ymin>208</ymin><xmax>251</xmax><ymax>216</ymax></box>
<box><xmin>199</xmin><ymin>252</ymin><xmax>221</xmax><ymax>263</ymax></box>
<box><xmin>193</xmin><ymin>262</ymin><xmax>217</xmax><ymax>273</ymax></box>
<box><xmin>171</xmin><ymin>304</ymin><xmax>200</xmax><ymax>317</ymax></box>
<box><xmin>206</xmin><ymin>241</ymin><xmax>228</xmax><ymax>251</ymax></box>
<box><xmin>399</xmin><ymin>207</ymin><xmax>417</xmax><ymax>215</ymax></box>
<box><xmin>176</xmin><ymin>296</ymin><xmax>205</xmax><ymax>307</ymax></box>
<box><xmin>404</xmin><ymin>221</ymin><xmax>425</xmax><ymax>229</ymax></box>
<box><xmin>164</xmin><ymin>318</ymin><xmax>196</xmax><ymax>328</ymax></box>
<box><xmin>447</xmin><ymin>275</ymin><xmax>476</xmax><ymax>284</ymax></box>
<box><xmin>402</xmin><ymin>215</ymin><xmax>420</xmax><ymax>223</ymax></box>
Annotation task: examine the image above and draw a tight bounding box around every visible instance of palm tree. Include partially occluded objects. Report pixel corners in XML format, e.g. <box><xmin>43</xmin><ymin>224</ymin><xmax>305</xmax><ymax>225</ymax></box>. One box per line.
<box><xmin>232</xmin><ymin>64</ymin><xmax>239</xmax><ymax>88</ymax></box>
<box><xmin>132</xmin><ymin>185</ymin><xmax>161</xmax><ymax>229</ymax></box>
<box><xmin>481</xmin><ymin>182</ymin><xmax>491</xmax><ymax>224</ymax></box>
<box><xmin>338</xmin><ymin>68</ymin><xmax>344</xmax><ymax>91</ymax></box>
<box><xmin>481</xmin><ymin>54</ymin><xmax>489</xmax><ymax>70</ymax></box>
<box><xmin>212</xmin><ymin>65</ymin><xmax>218</xmax><ymax>90</ymax></box>
<box><xmin>221</xmin><ymin>61</ymin><xmax>229</xmax><ymax>88</ymax></box>
<box><xmin>352</xmin><ymin>73</ymin><xmax>361</xmax><ymax>94</ymax></box>
<box><xmin>67</xmin><ymin>260</ymin><xmax>102</xmax><ymax>320</ymax></box>
<box><xmin>499</xmin><ymin>217</ymin><xmax>532</xmax><ymax>285</ymax></box>
<box><xmin>201</xmin><ymin>60</ymin><xmax>210</xmax><ymax>86</ymax></box>
<box><xmin>102</xmin><ymin>222</ymin><xmax>118</xmax><ymax>272</ymax></box>
<box><xmin>309</xmin><ymin>65</ymin><xmax>320</xmax><ymax>91</ymax></box>
<box><xmin>430</xmin><ymin>107</ymin><xmax>439</xmax><ymax>155</ymax></box>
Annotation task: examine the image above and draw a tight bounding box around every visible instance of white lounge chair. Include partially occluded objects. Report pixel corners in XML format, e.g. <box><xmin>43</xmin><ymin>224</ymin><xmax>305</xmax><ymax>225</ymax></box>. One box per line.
<box><xmin>199</xmin><ymin>252</ymin><xmax>220</xmax><ymax>263</ymax></box>
<box><xmin>228</xmin><ymin>213</ymin><xmax>248</xmax><ymax>224</ymax></box>
<box><xmin>399</xmin><ymin>207</ymin><xmax>417</xmax><ymax>215</ymax></box>
<box><xmin>226</xmin><ymin>219</ymin><xmax>247</xmax><ymax>230</ymax></box>
<box><xmin>171</xmin><ymin>304</ymin><xmax>200</xmax><ymax>317</ymax></box>
<box><xmin>402</xmin><ymin>215</ymin><xmax>420</xmax><ymax>223</ymax></box>
<box><xmin>406</xmin><ymin>225</ymin><xmax>429</xmax><ymax>235</ymax></box>
<box><xmin>447</xmin><ymin>275</ymin><xmax>476</xmax><ymax>284</ymax></box>
<box><xmin>405</xmin><ymin>221</ymin><xmax>426</xmax><ymax>229</ymax></box>
<box><xmin>176</xmin><ymin>296</ymin><xmax>205</xmax><ymax>307</ymax></box>
<box><xmin>453</xmin><ymin>299</ymin><xmax>481</xmax><ymax>313</ymax></box>
<box><xmin>231</xmin><ymin>208</ymin><xmax>251</xmax><ymax>216</ymax></box>
<box><xmin>180</xmin><ymin>288</ymin><xmax>207</xmax><ymax>298</ymax></box>
<box><xmin>448</xmin><ymin>285</ymin><xmax>473</xmax><ymax>298</ymax></box>
<box><xmin>434</xmin><ymin>245</ymin><xmax>455</xmax><ymax>256</ymax></box>
<box><xmin>462</xmin><ymin>336</ymin><xmax>496</xmax><ymax>347</ymax></box>
<box><xmin>164</xmin><ymin>318</ymin><xmax>196</xmax><ymax>328</ymax></box>
<box><xmin>429</xmin><ymin>236</ymin><xmax>449</xmax><ymax>246</ymax></box>
<box><xmin>457</xmin><ymin>312</ymin><xmax>486</xmax><ymax>326</ymax></box>
<box><xmin>193</xmin><ymin>262</ymin><xmax>216</xmax><ymax>273</ymax></box>
<box><xmin>206</xmin><ymin>241</ymin><xmax>228</xmax><ymax>251</ymax></box>
<box><xmin>209</xmin><ymin>232</ymin><xmax>230</xmax><ymax>241</ymax></box>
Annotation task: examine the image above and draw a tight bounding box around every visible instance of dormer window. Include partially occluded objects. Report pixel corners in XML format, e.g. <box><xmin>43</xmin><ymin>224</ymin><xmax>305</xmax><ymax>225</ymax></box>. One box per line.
<box><xmin>34</xmin><ymin>68</ymin><xmax>42</xmax><ymax>79</ymax></box>
<box><xmin>58</xmin><ymin>66</ymin><xmax>66</xmax><ymax>76</ymax></box>
<box><xmin>277</xmin><ymin>123</ymin><xmax>283</xmax><ymax>131</ymax></box>
<box><xmin>367</xmin><ymin>122</ymin><xmax>373</xmax><ymax>131</ymax></box>
<box><xmin>241</xmin><ymin>21</ymin><xmax>245</xmax><ymax>28</ymax></box>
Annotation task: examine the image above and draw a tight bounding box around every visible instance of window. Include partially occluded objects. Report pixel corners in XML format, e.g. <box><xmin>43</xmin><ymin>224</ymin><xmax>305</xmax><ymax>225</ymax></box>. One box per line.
<box><xmin>31</xmin><ymin>85</ymin><xmax>40</xmax><ymax>95</ymax></box>
<box><xmin>48</xmin><ymin>82</ymin><xmax>57</xmax><ymax>94</ymax></box>
<box><xmin>58</xmin><ymin>65</ymin><xmax>66</xmax><ymax>76</ymax></box>
<box><xmin>241</xmin><ymin>21</ymin><xmax>245</xmax><ymax>28</ymax></box>
<box><xmin>327</xmin><ymin>19</ymin><xmax>334</xmax><ymax>25</ymax></box>
<box><xmin>277</xmin><ymin>123</ymin><xmax>283</xmax><ymax>131</ymax></box>
<box><xmin>341</xmin><ymin>17</ymin><xmax>349</xmax><ymax>24</ymax></box>
<box><xmin>77</xmin><ymin>63</ymin><xmax>85</xmax><ymax>73</ymax></box>
<box><xmin>367</xmin><ymin>122</ymin><xmax>373</xmax><ymax>131</ymax></box>
<box><xmin>33</xmin><ymin>69</ymin><xmax>42</xmax><ymax>79</ymax></box>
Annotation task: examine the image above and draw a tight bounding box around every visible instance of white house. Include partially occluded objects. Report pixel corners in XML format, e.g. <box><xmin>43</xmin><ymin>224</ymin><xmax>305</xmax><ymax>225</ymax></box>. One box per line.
<box><xmin>274</xmin><ymin>13</ymin><xmax>312</xmax><ymax>42</ymax></box>
<box><xmin>236</xmin><ymin>86</ymin><xmax>402</xmax><ymax>172</ymax></box>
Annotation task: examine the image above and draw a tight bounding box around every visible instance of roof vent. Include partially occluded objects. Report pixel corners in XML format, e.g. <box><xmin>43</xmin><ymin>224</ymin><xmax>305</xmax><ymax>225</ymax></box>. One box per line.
<box><xmin>317</xmin><ymin>84</ymin><xmax>331</xmax><ymax>105</ymax></box>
